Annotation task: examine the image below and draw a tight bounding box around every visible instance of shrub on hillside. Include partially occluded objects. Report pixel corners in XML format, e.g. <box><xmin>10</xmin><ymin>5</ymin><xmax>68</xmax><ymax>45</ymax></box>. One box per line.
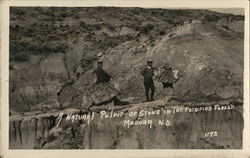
<box><xmin>204</xmin><ymin>14</ymin><xmax>221</xmax><ymax>22</ymax></box>
<box><xmin>159</xmin><ymin>30</ymin><xmax>166</xmax><ymax>36</ymax></box>
<box><xmin>140</xmin><ymin>23</ymin><xmax>155</xmax><ymax>34</ymax></box>
<box><xmin>10</xmin><ymin>51</ymin><xmax>30</xmax><ymax>62</ymax></box>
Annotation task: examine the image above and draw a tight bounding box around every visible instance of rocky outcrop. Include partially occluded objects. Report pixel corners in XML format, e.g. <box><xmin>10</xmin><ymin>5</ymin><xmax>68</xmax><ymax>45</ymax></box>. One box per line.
<box><xmin>154</xmin><ymin>67</ymin><xmax>178</xmax><ymax>87</ymax></box>
<box><xmin>9</xmin><ymin>108</ymin><xmax>80</xmax><ymax>149</ymax></box>
<box><xmin>9</xmin><ymin>100</ymin><xmax>243</xmax><ymax>149</ymax></box>
<box><xmin>9</xmin><ymin>54</ymin><xmax>69</xmax><ymax>111</ymax></box>
<box><xmin>81</xmin><ymin>82</ymin><xmax>120</xmax><ymax>107</ymax></box>
<box><xmin>9</xmin><ymin>8</ymin><xmax>244</xmax><ymax>112</ymax></box>
<box><xmin>9</xmin><ymin>116</ymin><xmax>55</xmax><ymax>149</ymax></box>
<box><xmin>83</xmin><ymin>107</ymin><xmax>243</xmax><ymax>149</ymax></box>
<box><xmin>8</xmin><ymin>7</ymin><xmax>244</xmax><ymax>149</ymax></box>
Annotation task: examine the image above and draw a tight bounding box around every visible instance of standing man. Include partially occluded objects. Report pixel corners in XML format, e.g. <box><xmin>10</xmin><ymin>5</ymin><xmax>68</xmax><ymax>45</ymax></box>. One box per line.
<box><xmin>141</xmin><ymin>59</ymin><xmax>155</xmax><ymax>101</ymax></box>
<box><xmin>93</xmin><ymin>60</ymin><xmax>111</xmax><ymax>84</ymax></box>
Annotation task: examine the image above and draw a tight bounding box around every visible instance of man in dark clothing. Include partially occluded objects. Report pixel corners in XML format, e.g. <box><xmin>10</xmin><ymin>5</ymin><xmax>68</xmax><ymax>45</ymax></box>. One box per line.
<box><xmin>93</xmin><ymin>60</ymin><xmax>111</xmax><ymax>84</ymax></box>
<box><xmin>141</xmin><ymin>59</ymin><xmax>155</xmax><ymax>101</ymax></box>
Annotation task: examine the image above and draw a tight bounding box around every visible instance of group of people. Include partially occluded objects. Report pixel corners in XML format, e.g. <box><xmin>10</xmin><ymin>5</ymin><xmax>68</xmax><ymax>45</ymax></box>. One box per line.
<box><xmin>93</xmin><ymin>59</ymin><xmax>156</xmax><ymax>102</ymax></box>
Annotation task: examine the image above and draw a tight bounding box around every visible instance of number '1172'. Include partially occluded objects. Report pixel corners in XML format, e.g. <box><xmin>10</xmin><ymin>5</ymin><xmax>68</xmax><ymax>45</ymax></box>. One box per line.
<box><xmin>205</xmin><ymin>131</ymin><xmax>218</xmax><ymax>137</ymax></box>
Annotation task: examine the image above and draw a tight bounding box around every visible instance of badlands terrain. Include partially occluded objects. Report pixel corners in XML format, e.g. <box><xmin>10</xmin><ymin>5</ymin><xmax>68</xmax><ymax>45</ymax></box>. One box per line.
<box><xmin>9</xmin><ymin>7</ymin><xmax>244</xmax><ymax>149</ymax></box>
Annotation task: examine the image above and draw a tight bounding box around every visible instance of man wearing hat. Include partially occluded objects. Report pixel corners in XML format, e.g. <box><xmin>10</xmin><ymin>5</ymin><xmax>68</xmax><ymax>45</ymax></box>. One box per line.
<box><xmin>93</xmin><ymin>60</ymin><xmax>111</xmax><ymax>84</ymax></box>
<box><xmin>141</xmin><ymin>59</ymin><xmax>155</xmax><ymax>101</ymax></box>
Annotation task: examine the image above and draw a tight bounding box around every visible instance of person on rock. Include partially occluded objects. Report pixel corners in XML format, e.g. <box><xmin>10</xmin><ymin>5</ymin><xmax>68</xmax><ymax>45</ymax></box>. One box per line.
<box><xmin>93</xmin><ymin>60</ymin><xmax>111</xmax><ymax>84</ymax></box>
<box><xmin>91</xmin><ymin>60</ymin><xmax>129</xmax><ymax>106</ymax></box>
<box><xmin>141</xmin><ymin>59</ymin><xmax>156</xmax><ymax>102</ymax></box>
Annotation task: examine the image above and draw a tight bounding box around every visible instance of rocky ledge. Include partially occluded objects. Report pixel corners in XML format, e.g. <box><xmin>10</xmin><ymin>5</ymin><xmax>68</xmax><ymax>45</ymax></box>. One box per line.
<box><xmin>9</xmin><ymin>99</ymin><xmax>243</xmax><ymax>149</ymax></box>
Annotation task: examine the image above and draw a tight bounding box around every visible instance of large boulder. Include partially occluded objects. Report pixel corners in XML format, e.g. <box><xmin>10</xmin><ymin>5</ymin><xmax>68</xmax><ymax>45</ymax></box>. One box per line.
<box><xmin>81</xmin><ymin>82</ymin><xmax>120</xmax><ymax>107</ymax></box>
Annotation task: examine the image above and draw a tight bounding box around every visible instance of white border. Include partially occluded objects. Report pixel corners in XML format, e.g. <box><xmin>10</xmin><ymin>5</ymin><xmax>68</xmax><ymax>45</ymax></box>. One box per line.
<box><xmin>0</xmin><ymin>0</ymin><xmax>249</xmax><ymax>158</ymax></box>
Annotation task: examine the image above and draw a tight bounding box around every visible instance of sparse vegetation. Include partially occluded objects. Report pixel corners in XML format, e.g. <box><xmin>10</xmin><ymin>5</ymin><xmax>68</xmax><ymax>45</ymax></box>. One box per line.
<box><xmin>9</xmin><ymin>7</ymin><xmax>244</xmax><ymax>150</ymax></box>
<box><xmin>10</xmin><ymin>7</ymin><xmax>243</xmax><ymax>62</ymax></box>
<box><xmin>140</xmin><ymin>23</ymin><xmax>155</xmax><ymax>34</ymax></box>
<box><xmin>159</xmin><ymin>30</ymin><xmax>166</xmax><ymax>36</ymax></box>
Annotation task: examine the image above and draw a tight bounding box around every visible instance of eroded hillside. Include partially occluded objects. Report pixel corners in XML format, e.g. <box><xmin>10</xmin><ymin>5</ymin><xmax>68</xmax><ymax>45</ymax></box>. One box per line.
<box><xmin>9</xmin><ymin>7</ymin><xmax>244</xmax><ymax>112</ymax></box>
<box><xmin>9</xmin><ymin>7</ymin><xmax>244</xmax><ymax>149</ymax></box>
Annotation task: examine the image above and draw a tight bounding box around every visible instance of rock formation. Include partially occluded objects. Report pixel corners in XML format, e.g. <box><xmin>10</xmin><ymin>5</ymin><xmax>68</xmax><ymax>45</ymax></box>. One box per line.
<box><xmin>9</xmin><ymin>100</ymin><xmax>243</xmax><ymax>149</ymax></box>
<box><xmin>9</xmin><ymin>7</ymin><xmax>244</xmax><ymax>149</ymax></box>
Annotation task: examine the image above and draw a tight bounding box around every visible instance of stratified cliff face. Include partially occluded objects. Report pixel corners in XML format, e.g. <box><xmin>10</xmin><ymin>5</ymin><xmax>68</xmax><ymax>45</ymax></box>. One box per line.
<box><xmin>9</xmin><ymin>101</ymin><xmax>243</xmax><ymax>149</ymax></box>
<box><xmin>10</xmin><ymin>116</ymin><xmax>53</xmax><ymax>149</ymax></box>
<box><xmin>9</xmin><ymin>7</ymin><xmax>244</xmax><ymax>149</ymax></box>
<box><xmin>9</xmin><ymin>7</ymin><xmax>244</xmax><ymax>112</ymax></box>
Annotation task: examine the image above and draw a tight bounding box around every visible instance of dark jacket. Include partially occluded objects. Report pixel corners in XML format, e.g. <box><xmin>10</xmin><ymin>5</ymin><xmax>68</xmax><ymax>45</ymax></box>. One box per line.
<box><xmin>141</xmin><ymin>66</ymin><xmax>155</xmax><ymax>80</ymax></box>
<box><xmin>93</xmin><ymin>67</ymin><xmax>111</xmax><ymax>84</ymax></box>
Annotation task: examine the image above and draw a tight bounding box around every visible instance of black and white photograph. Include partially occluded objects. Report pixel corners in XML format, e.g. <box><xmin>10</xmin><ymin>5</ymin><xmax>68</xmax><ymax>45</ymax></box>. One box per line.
<box><xmin>0</xmin><ymin>0</ymin><xmax>249</xmax><ymax>157</ymax></box>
